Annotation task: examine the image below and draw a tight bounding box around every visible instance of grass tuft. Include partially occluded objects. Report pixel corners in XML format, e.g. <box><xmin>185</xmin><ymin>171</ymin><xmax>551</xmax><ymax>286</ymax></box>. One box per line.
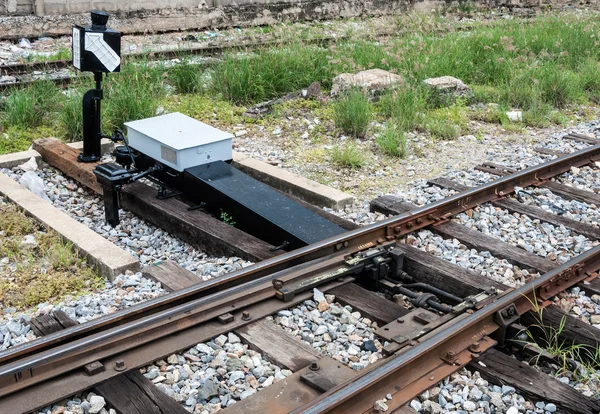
<box><xmin>376</xmin><ymin>123</ymin><xmax>407</xmax><ymax>157</ymax></box>
<box><xmin>169</xmin><ymin>59</ymin><xmax>204</xmax><ymax>94</ymax></box>
<box><xmin>329</xmin><ymin>144</ymin><xmax>365</xmax><ymax>169</ymax></box>
<box><xmin>2</xmin><ymin>81</ymin><xmax>60</xmax><ymax>129</ymax></box>
<box><xmin>333</xmin><ymin>90</ymin><xmax>372</xmax><ymax>138</ymax></box>
<box><xmin>210</xmin><ymin>43</ymin><xmax>332</xmax><ymax>104</ymax></box>
<box><xmin>59</xmin><ymin>89</ymin><xmax>85</xmax><ymax>142</ymax></box>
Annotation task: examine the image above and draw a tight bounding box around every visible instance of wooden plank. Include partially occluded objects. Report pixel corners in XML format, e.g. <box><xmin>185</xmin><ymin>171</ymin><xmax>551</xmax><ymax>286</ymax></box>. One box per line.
<box><xmin>141</xmin><ymin>260</ymin><xmax>201</xmax><ymax>292</ymax></box>
<box><xmin>121</xmin><ymin>182</ymin><xmax>276</xmax><ymax>262</ymax></box>
<box><xmin>480</xmin><ymin>162</ymin><xmax>517</xmax><ymax>173</ymax></box>
<box><xmin>369</xmin><ymin>195</ymin><xmax>416</xmax><ymax>216</ymax></box>
<box><xmin>578</xmin><ymin>277</ymin><xmax>600</xmax><ymax>297</ymax></box>
<box><xmin>32</xmin><ymin>138</ymin><xmax>277</xmax><ymax>262</ymax></box>
<box><xmin>468</xmin><ymin>348</ymin><xmax>600</xmax><ymax>414</ymax></box>
<box><xmin>533</xmin><ymin>147</ymin><xmax>568</xmax><ymax>157</ymax></box>
<box><xmin>94</xmin><ymin>370</ymin><xmax>189</xmax><ymax>414</ymax></box>
<box><xmin>394</xmin><ymin>243</ymin><xmax>506</xmax><ymax>298</ymax></box>
<box><xmin>235</xmin><ymin>319</ymin><xmax>321</xmax><ymax>372</ymax></box>
<box><xmin>428</xmin><ymin>177</ymin><xmax>600</xmax><ymax>241</ymax></box>
<box><xmin>563</xmin><ymin>133</ymin><xmax>599</xmax><ymax>145</ymax></box>
<box><xmin>28</xmin><ymin>310</ymin><xmax>78</xmax><ymax>337</ymax></box>
<box><xmin>328</xmin><ymin>283</ymin><xmax>410</xmax><ymax>324</ymax></box>
<box><xmin>542</xmin><ymin>181</ymin><xmax>600</xmax><ymax>207</ymax></box>
<box><xmin>492</xmin><ymin>197</ymin><xmax>600</xmax><ymax>240</ymax></box>
<box><xmin>429</xmin><ymin>220</ymin><xmax>555</xmax><ymax>274</ymax></box>
<box><xmin>219</xmin><ymin>356</ymin><xmax>356</xmax><ymax>414</ymax></box>
<box><xmin>427</xmin><ymin>177</ymin><xmax>470</xmax><ymax>192</ymax></box>
<box><xmin>371</xmin><ymin>196</ymin><xmax>556</xmax><ymax>274</ymax></box>
<box><xmin>32</xmin><ymin>138</ymin><xmax>103</xmax><ymax>194</ymax></box>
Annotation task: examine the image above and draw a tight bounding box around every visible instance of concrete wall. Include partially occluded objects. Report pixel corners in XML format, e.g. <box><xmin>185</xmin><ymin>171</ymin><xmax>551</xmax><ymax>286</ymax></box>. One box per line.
<box><xmin>0</xmin><ymin>0</ymin><xmax>590</xmax><ymax>39</ymax></box>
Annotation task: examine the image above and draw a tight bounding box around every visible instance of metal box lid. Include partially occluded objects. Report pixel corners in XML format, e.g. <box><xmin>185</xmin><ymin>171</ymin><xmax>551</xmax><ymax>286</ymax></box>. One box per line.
<box><xmin>124</xmin><ymin>112</ymin><xmax>233</xmax><ymax>150</ymax></box>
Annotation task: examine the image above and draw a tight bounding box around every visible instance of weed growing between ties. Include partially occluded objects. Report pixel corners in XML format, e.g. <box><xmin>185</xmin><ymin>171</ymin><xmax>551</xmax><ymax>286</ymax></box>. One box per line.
<box><xmin>0</xmin><ymin>201</ymin><xmax>103</xmax><ymax>309</ymax></box>
<box><xmin>519</xmin><ymin>298</ymin><xmax>600</xmax><ymax>394</ymax></box>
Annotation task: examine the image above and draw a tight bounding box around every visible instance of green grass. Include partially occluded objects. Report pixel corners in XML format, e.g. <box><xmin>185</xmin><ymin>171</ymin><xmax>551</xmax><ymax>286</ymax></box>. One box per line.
<box><xmin>376</xmin><ymin>123</ymin><xmax>407</xmax><ymax>157</ymax></box>
<box><xmin>376</xmin><ymin>86</ymin><xmax>428</xmax><ymax>132</ymax></box>
<box><xmin>329</xmin><ymin>144</ymin><xmax>365</xmax><ymax>169</ymax></box>
<box><xmin>3</xmin><ymin>12</ymin><xmax>600</xmax><ymax>151</ymax></box>
<box><xmin>520</xmin><ymin>301</ymin><xmax>600</xmax><ymax>392</ymax></box>
<box><xmin>333</xmin><ymin>90</ymin><xmax>372</xmax><ymax>138</ymax></box>
<box><xmin>209</xmin><ymin>43</ymin><xmax>332</xmax><ymax>104</ymax></box>
<box><xmin>103</xmin><ymin>64</ymin><xmax>165</xmax><ymax>130</ymax></box>
<box><xmin>168</xmin><ymin>59</ymin><xmax>204</xmax><ymax>94</ymax></box>
<box><xmin>1</xmin><ymin>80</ymin><xmax>60</xmax><ymax>129</ymax></box>
<box><xmin>0</xmin><ymin>126</ymin><xmax>55</xmax><ymax>155</ymax></box>
<box><xmin>0</xmin><ymin>202</ymin><xmax>103</xmax><ymax>309</ymax></box>
<box><xmin>59</xmin><ymin>88</ymin><xmax>85</xmax><ymax>142</ymax></box>
<box><xmin>422</xmin><ymin>101</ymin><xmax>469</xmax><ymax>140</ymax></box>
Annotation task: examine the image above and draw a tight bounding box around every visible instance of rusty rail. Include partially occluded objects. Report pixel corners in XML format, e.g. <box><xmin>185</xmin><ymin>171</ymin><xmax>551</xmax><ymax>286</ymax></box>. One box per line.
<box><xmin>294</xmin><ymin>244</ymin><xmax>600</xmax><ymax>413</ymax></box>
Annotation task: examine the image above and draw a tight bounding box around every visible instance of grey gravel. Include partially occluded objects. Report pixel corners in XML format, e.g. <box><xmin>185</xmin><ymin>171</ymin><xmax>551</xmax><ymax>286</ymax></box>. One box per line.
<box><xmin>0</xmin><ymin>271</ymin><xmax>166</xmax><ymax>351</ymax></box>
<box><xmin>272</xmin><ymin>289</ymin><xmax>384</xmax><ymax>370</ymax></box>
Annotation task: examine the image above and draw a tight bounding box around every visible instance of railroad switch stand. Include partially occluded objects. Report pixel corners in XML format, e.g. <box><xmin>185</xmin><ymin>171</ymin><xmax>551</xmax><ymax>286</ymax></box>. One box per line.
<box><xmin>72</xmin><ymin>10</ymin><xmax>121</xmax><ymax>162</ymax></box>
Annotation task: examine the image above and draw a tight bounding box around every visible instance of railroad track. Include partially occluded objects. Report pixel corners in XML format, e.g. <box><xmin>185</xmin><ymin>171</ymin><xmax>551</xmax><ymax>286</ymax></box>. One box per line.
<box><xmin>1</xmin><ymin>134</ymin><xmax>600</xmax><ymax>413</ymax></box>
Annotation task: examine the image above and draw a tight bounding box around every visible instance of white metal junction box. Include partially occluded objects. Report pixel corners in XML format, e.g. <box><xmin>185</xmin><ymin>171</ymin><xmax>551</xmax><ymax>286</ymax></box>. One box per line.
<box><xmin>124</xmin><ymin>112</ymin><xmax>233</xmax><ymax>172</ymax></box>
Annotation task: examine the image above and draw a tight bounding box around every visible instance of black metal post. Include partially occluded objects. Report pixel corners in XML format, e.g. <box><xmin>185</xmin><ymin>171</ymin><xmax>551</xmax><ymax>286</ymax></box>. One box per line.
<box><xmin>78</xmin><ymin>72</ymin><xmax>104</xmax><ymax>162</ymax></box>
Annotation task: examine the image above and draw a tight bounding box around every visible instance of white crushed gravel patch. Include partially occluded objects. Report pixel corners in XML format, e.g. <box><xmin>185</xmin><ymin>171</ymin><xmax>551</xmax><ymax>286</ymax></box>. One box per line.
<box><xmin>403</xmin><ymin>368</ymin><xmax>561</xmax><ymax>413</ymax></box>
<box><xmin>555</xmin><ymin>286</ymin><xmax>600</xmax><ymax>328</ymax></box>
<box><xmin>553</xmin><ymin>164</ymin><xmax>600</xmax><ymax>196</ymax></box>
<box><xmin>510</xmin><ymin>187</ymin><xmax>600</xmax><ymax>228</ymax></box>
<box><xmin>36</xmin><ymin>332</ymin><xmax>289</xmax><ymax>414</ymax></box>
<box><xmin>140</xmin><ymin>332</ymin><xmax>288</xmax><ymax>413</ymax></box>
<box><xmin>272</xmin><ymin>292</ymin><xmax>384</xmax><ymax>371</ymax></box>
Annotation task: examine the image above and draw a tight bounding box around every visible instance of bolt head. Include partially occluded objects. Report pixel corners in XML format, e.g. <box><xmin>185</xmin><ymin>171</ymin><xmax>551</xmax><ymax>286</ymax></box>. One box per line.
<box><xmin>114</xmin><ymin>359</ymin><xmax>126</xmax><ymax>371</ymax></box>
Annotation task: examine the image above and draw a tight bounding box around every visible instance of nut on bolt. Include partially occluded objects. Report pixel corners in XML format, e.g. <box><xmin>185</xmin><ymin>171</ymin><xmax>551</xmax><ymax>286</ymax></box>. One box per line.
<box><xmin>114</xmin><ymin>359</ymin><xmax>126</xmax><ymax>371</ymax></box>
<box><xmin>242</xmin><ymin>311</ymin><xmax>251</xmax><ymax>321</ymax></box>
<box><xmin>309</xmin><ymin>361</ymin><xmax>320</xmax><ymax>371</ymax></box>
<box><xmin>393</xmin><ymin>225</ymin><xmax>402</xmax><ymax>234</ymax></box>
<box><xmin>273</xmin><ymin>280</ymin><xmax>283</xmax><ymax>290</ymax></box>
<box><xmin>469</xmin><ymin>342</ymin><xmax>481</xmax><ymax>353</ymax></box>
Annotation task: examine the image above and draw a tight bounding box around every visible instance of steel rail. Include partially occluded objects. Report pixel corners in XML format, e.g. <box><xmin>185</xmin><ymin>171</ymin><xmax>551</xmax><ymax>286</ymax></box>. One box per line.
<box><xmin>295</xmin><ymin>244</ymin><xmax>600</xmax><ymax>413</ymax></box>
<box><xmin>1</xmin><ymin>143</ymin><xmax>598</xmax><ymax>367</ymax></box>
<box><xmin>0</xmin><ymin>252</ymin><xmax>348</xmax><ymax>396</ymax></box>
